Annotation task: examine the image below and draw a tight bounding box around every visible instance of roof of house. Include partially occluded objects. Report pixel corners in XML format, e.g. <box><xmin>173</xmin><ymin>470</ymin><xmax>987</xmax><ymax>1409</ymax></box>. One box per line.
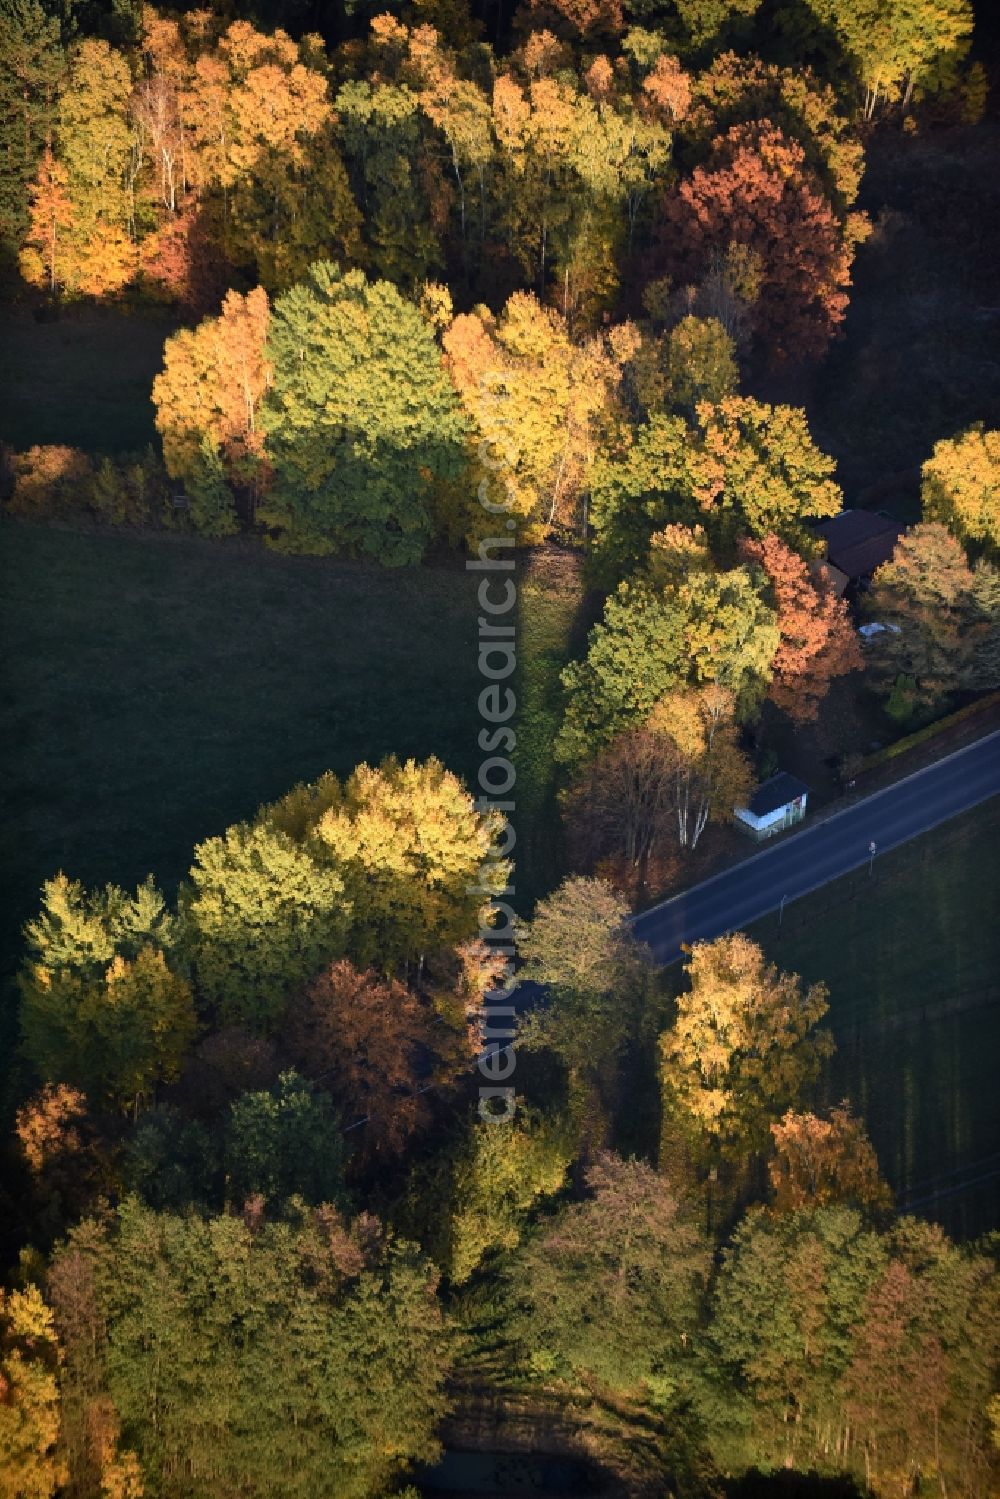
<box><xmin>809</xmin><ymin>558</ymin><xmax>850</xmax><ymax>598</ymax></box>
<box><xmin>814</xmin><ymin>510</ymin><xmax>904</xmax><ymax>579</ymax></box>
<box><xmin>742</xmin><ymin>772</ymin><xmax>811</xmax><ymax>819</ymax></box>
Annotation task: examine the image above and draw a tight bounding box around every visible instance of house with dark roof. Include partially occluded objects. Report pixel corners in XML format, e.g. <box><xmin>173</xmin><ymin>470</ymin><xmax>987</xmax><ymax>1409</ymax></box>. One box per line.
<box><xmin>814</xmin><ymin>510</ymin><xmax>904</xmax><ymax>585</ymax></box>
<box><xmin>809</xmin><ymin>557</ymin><xmax>850</xmax><ymax>599</ymax></box>
<box><xmin>734</xmin><ymin>773</ymin><xmax>810</xmax><ymax>842</ymax></box>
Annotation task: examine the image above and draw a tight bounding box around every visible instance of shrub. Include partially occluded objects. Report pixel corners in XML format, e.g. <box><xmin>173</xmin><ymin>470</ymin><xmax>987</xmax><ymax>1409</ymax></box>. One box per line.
<box><xmin>885</xmin><ymin>673</ymin><xmax>920</xmax><ymax>726</ymax></box>
<box><xmin>5</xmin><ymin>444</ymin><xmax>169</xmax><ymax>529</ymax></box>
<box><xmin>7</xmin><ymin>445</ymin><xmax>94</xmax><ymax>520</ymax></box>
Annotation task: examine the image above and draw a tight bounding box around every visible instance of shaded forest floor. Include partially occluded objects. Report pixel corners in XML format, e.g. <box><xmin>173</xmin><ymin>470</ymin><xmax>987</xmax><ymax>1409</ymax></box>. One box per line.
<box><xmin>762</xmin><ymin>117</ymin><xmax>1000</xmax><ymax>516</ymax></box>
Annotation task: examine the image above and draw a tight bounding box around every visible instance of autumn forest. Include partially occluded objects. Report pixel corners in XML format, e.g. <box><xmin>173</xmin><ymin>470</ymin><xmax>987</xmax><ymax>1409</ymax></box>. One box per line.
<box><xmin>0</xmin><ymin>0</ymin><xmax>999</xmax><ymax>1494</ymax></box>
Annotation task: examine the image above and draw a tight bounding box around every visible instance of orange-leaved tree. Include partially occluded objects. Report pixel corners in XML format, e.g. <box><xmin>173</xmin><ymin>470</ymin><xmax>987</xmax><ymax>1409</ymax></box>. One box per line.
<box><xmin>741</xmin><ymin>533</ymin><xmax>862</xmax><ymax>721</ymax></box>
<box><xmin>21</xmin><ymin>38</ymin><xmax>136</xmax><ymax>296</ymax></box>
<box><xmin>20</xmin><ymin>147</ymin><xmax>74</xmax><ymax>295</ymax></box>
<box><xmin>769</xmin><ymin>1104</ymin><xmax>892</xmax><ymax>1215</ymax></box>
<box><xmin>152</xmin><ymin>286</ymin><xmax>272</xmax><ymax>535</ymax></box>
<box><xmin>287</xmin><ymin>959</ymin><xmax>446</xmax><ymax>1168</ymax></box>
<box><xmin>659</xmin><ymin>120</ymin><xmax>867</xmax><ymax>362</ymax></box>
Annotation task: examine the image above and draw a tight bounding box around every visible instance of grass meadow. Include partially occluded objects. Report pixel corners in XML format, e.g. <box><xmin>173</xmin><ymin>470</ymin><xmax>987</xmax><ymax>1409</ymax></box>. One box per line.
<box><xmin>0</xmin><ymin>306</ymin><xmax>176</xmax><ymax>454</ymax></box>
<box><xmin>0</xmin><ymin>523</ymin><xmax>583</xmax><ymax>1005</ymax></box>
<box><xmin>748</xmin><ymin>799</ymin><xmax>1000</xmax><ymax>1240</ymax></box>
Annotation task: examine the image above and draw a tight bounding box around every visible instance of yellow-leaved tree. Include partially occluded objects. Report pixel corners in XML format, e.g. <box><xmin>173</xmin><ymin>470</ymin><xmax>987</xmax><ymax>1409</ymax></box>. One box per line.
<box><xmin>805</xmin><ymin>0</ymin><xmax>973</xmax><ymax>118</ymax></box>
<box><xmin>660</xmin><ymin>933</ymin><xmax>834</xmax><ymax>1189</ymax></box>
<box><xmin>646</xmin><ymin>684</ymin><xmax>753</xmax><ymax>851</ymax></box>
<box><xmin>921</xmin><ymin>425</ymin><xmax>1000</xmax><ymax>557</ymax></box>
<box><xmin>0</xmin><ymin>1285</ymin><xmax>66</xmax><ymax>1499</ymax></box>
<box><xmin>443</xmin><ymin>290</ymin><xmax>631</xmax><ymax>541</ymax></box>
<box><xmin>152</xmin><ymin>286</ymin><xmax>272</xmax><ymax>535</ymax></box>
<box><xmin>316</xmin><ymin>756</ymin><xmax>510</xmax><ymax>975</ymax></box>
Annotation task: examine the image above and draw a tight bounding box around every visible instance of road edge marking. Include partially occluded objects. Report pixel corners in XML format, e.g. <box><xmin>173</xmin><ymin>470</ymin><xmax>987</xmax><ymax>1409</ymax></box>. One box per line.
<box><xmin>630</xmin><ymin>727</ymin><xmax>1000</xmax><ymax>930</ymax></box>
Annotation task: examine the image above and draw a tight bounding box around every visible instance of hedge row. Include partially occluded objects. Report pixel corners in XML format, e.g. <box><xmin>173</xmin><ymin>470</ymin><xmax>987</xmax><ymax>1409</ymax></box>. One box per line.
<box><xmin>1</xmin><ymin>443</ymin><xmax>184</xmax><ymax>530</ymax></box>
<box><xmin>859</xmin><ymin>690</ymin><xmax>1000</xmax><ymax>772</ymax></box>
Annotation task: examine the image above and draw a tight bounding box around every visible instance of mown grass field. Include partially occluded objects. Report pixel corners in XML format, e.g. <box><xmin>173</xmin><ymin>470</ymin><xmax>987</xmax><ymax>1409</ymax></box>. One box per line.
<box><xmin>0</xmin><ymin>306</ymin><xmax>176</xmax><ymax>454</ymax></box>
<box><xmin>748</xmin><ymin>799</ymin><xmax>1000</xmax><ymax>1240</ymax></box>
<box><xmin>0</xmin><ymin>524</ymin><xmax>583</xmax><ymax>1015</ymax></box>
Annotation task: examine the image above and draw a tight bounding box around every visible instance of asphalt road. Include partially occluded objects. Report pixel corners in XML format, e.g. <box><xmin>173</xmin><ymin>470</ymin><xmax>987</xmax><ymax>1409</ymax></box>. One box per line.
<box><xmin>630</xmin><ymin>729</ymin><xmax>1000</xmax><ymax>966</ymax></box>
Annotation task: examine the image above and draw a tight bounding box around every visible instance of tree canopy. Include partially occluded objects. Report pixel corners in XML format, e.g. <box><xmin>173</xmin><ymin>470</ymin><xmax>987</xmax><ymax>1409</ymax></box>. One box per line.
<box><xmin>181</xmin><ymin>816</ymin><xmax>351</xmax><ymax>1033</ymax></box>
<box><xmin>152</xmin><ymin>286</ymin><xmax>272</xmax><ymax>536</ymax></box>
<box><xmin>589</xmin><ymin>397</ymin><xmax>841</xmax><ymax>578</ymax></box>
<box><xmin>865</xmin><ymin>522</ymin><xmax>1000</xmax><ymax>713</ymax></box>
<box><xmin>3</xmin><ymin>3</ymin><xmax>999</xmax><ymax>1496</ymax></box>
<box><xmin>556</xmin><ymin>548</ymin><xmax>779</xmax><ymax>766</ymax></box>
<box><xmin>510</xmin><ymin>1152</ymin><xmax>710</xmax><ymax>1390</ymax></box>
<box><xmin>740</xmin><ymin>533</ymin><xmax>861</xmax><ymax>721</ymax></box>
<box><xmin>315</xmin><ymin>755</ymin><xmax>509</xmax><ymax>972</ymax></box>
<box><xmin>921</xmin><ymin>424</ymin><xmax>1000</xmax><ymax>557</ymax></box>
<box><xmin>660</xmin><ymin>933</ymin><xmax>834</xmax><ymax>1166</ymax></box>
<box><xmin>19</xmin><ymin>876</ymin><xmax>193</xmax><ymax>1115</ymax></box>
<box><xmin>0</xmin><ymin>1286</ymin><xmax>65</xmax><ymax>1499</ymax></box>
<box><xmin>48</xmin><ymin>1197</ymin><xmax>453</xmax><ymax>1498</ymax></box>
<box><xmin>287</xmin><ymin>960</ymin><xmax>448</xmax><ymax>1165</ymax></box>
<box><xmin>659</xmin><ymin>121</ymin><xmax>868</xmax><ymax>361</ymax></box>
<box><xmin>260</xmin><ymin>262</ymin><xmax>468</xmax><ymax>563</ymax></box>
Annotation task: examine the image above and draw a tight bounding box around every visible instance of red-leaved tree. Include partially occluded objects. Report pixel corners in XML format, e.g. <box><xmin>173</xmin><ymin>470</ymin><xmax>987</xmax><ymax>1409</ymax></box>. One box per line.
<box><xmin>742</xmin><ymin>533</ymin><xmax>862</xmax><ymax>720</ymax></box>
<box><xmin>659</xmin><ymin>121</ymin><xmax>865</xmax><ymax>361</ymax></box>
<box><xmin>287</xmin><ymin>960</ymin><xmax>442</xmax><ymax>1167</ymax></box>
<box><xmin>138</xmin><ymin>202</ymin><xmax>229</xmax><ymax>314</ymax></box>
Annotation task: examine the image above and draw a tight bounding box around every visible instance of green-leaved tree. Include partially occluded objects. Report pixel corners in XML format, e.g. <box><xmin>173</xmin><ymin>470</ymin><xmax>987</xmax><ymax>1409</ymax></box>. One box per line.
<box><xmin>260</xmin><ymin>262</ymin><xmax>467</xmax><ymax>563</ymax></box>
